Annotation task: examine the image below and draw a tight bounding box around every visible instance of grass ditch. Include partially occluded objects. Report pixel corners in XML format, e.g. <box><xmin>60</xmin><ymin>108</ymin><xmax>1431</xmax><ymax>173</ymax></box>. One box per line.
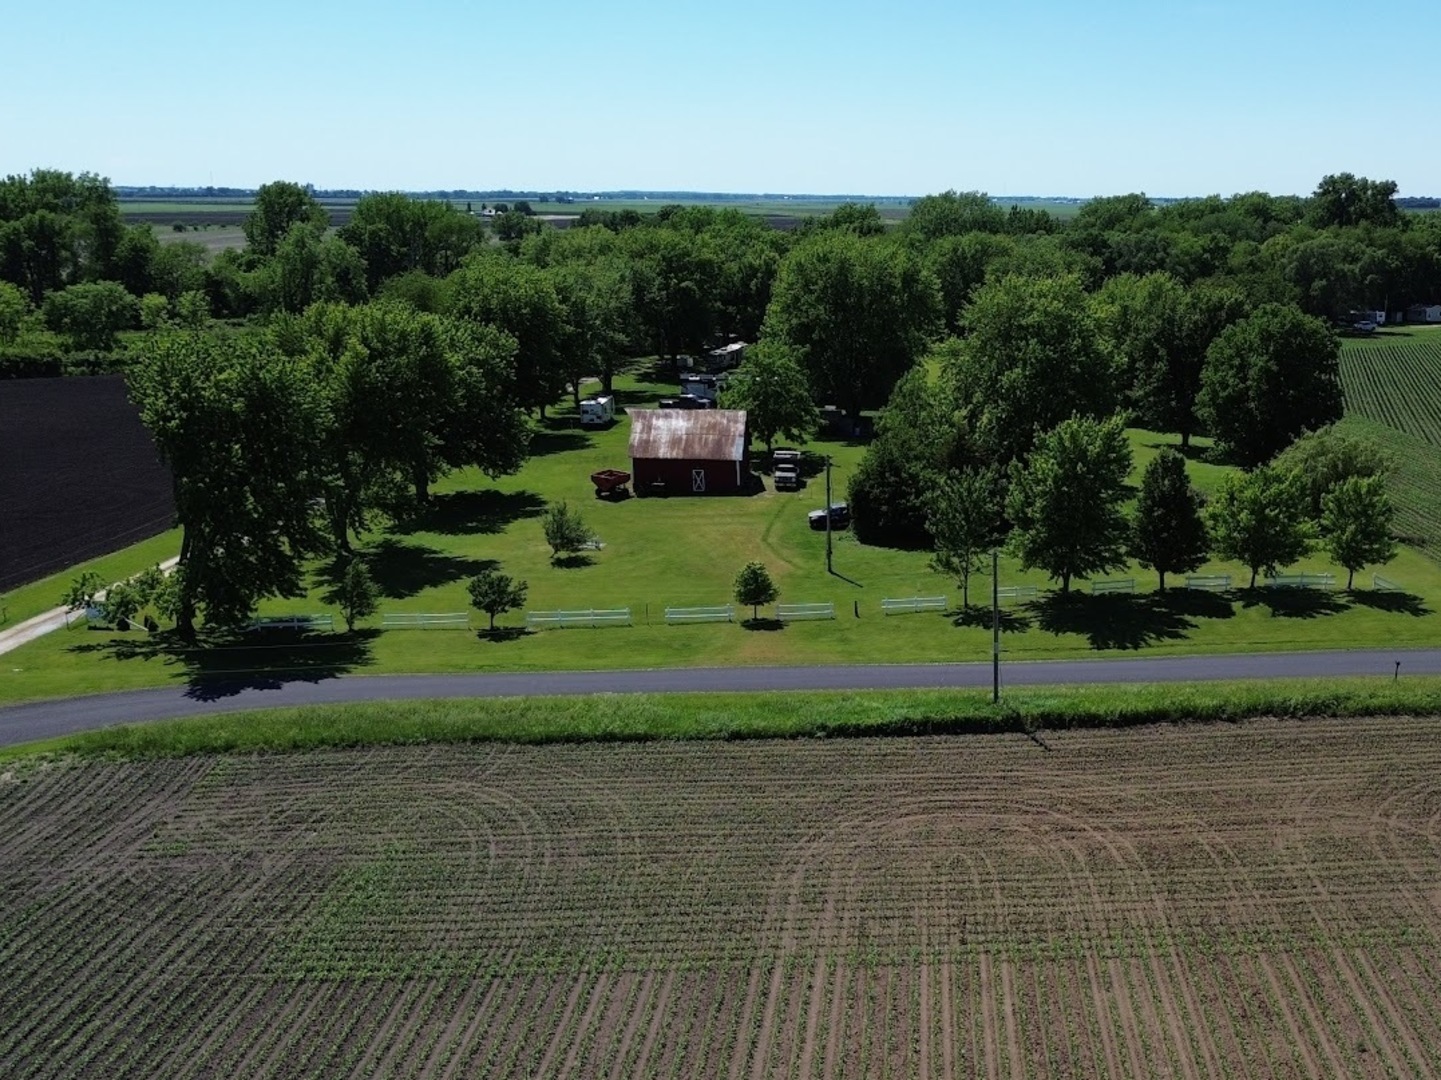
<box><xmin>7</xmin><ymin>676</ymin><xmax>1441</xmax><ymax>761</ymax></box>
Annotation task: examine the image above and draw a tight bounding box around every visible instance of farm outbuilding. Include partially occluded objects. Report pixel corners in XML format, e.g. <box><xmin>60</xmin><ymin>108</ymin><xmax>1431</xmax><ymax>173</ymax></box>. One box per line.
<box><xmin>629</xmin><ymin>408</ymin><xmax>750</xmax><ymax>495</ymax></box>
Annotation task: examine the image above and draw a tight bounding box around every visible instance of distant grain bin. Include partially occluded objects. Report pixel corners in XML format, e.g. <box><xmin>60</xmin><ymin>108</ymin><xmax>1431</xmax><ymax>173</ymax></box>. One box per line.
<box><xmin>628</xmin><ymin>409</ymin><xmax>749</xmax><ymax>495</ymax></box>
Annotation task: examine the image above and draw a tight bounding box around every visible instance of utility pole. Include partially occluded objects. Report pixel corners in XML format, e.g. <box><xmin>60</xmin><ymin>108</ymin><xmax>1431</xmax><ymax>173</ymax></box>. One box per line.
<box><xmin>825</xmin><ymin>454</ymin><xmax>833</xmax><ymax>574</ymax></box>
<box><xmin>991</xmin><ymin>549</ymin><xmax>1000</xmax><ymax>704</ymax></box>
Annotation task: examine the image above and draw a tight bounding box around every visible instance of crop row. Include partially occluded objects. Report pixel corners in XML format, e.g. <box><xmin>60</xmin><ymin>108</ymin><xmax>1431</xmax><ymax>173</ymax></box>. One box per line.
<box><xmin>3</xmin><ymin>723</ymin><xmax>1441</xmax><ymax>1077</ymax></box>
<box><xmin>1341</xmin><ymin>336</ymin><xmax>1441</xmax><ymax>443</ymax></box>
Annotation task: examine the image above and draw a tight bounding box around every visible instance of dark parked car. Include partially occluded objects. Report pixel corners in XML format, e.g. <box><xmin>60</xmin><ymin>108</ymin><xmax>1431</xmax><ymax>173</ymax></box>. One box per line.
<box><xmin>808</xmin><ymin>503</ymin><xmax>850</xmax><ymax>530</ymax></box>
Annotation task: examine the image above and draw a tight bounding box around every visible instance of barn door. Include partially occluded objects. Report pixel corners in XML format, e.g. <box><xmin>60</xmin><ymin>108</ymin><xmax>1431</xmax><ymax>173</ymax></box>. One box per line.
<box><xmin>691</xmin><ymin>469</ymin><xmax>706</xmax><ymax>493</ymax></box>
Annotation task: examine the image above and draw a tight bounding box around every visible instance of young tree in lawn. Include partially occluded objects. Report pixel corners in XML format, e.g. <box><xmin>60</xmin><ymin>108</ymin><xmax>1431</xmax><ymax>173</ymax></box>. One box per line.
<box><xmin>101</xmin><ymin>580</ymin><xmax>144</xmax><ymax>630</ymax></box>
<box><xmin>1206</xmin><ymin>467</ymin><xmax>1311</xmax><ymax>589</ymax></box>
<box><xmin>61</xmin><ymin>572</ymin><xmax>104</xmax><ymax>617</ymax></box>
<box><xmin>327</xmin><ymin>558</ymin><xmax>379</xmax><ymax>632</ymax></box>
<box><xmin>129</xmin><ymin>332</ymin><xmax>327</xmax><ymax>641</ymax></box>
<box><xmin>720</xmin><ymin>341</ymin><xmax>819</xmax><ymax>454</ymax></box>
<box><xmin>468</xmin><ymin>570</ymin><xmax>529</xmax><ymax>631</ymax></box>
<box><xmin>927</xmin><ymin>467</ymin><xmax>1002</xmax><ymax>609</ymax></box>
<box><xmin>1130</xmin><ymin>448</ymin><xmax>1209</xmax><ymax>591</ymax></box>
<box><xmin>1320</xmin><ymin>476</ymin><xmax>1396</xmax><ymax>590</ymax></box>
<box><xmin>1197</xmin><ymin>304</ymin><xmax>1342</xmax><ymax>467</ymax></box>
<box><xmin>1006</xmin><ymin>415</ymin><xmax>1133</xmax><ymax>594</ymax></box>
<box><xmin>734</xmin><ymin>561</ymin><xmax>779</xmax><ymax>621</ymax></box>
<box><xmin>542</xmin><ymin>501</ymin><xmax>595</xmax><ymax>562</ymax></box>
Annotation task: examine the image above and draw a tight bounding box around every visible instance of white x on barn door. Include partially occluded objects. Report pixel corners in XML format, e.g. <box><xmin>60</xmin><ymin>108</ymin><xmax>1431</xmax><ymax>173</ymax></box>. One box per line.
<box><xmin>691</xmin><ymin>469</ymin><xmax>706</xmax><ymax>493</ymax></box>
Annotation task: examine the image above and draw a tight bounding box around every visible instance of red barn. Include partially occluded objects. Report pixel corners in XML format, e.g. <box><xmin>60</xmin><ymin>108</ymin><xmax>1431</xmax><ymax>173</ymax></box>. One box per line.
<box><xmin>629</xmin><ymin>409</ymin><xmax>750</xmax><ymax>495</ymax></box>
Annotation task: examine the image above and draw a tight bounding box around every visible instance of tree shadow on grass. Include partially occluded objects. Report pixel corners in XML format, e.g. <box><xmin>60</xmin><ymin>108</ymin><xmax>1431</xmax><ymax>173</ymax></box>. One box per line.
<box><xmin>952</xmin><ymin>606</ymin><xmax>1033</xmax><ymax>633</ymax></box>
<box><xmin>1348</xmin><ymin>590</ymin><xmax>1432</xmax><ymax>617</ymax></box>
<box><xmin>612</xmin><ymin>386</ymin><xmax>660</xmax><ymax>409</ymax></box>
<box><xmin>551</xmin><ymin>553</ymin><xmax>596</xmax><ymax>569</ymax></box>
<box><xmin>68</xmin><ymin>629</ymin><xmax>379</xmax><ymax>701</ymax></box>
<box><xmin>1143</xmin><ymin>440</ymin><xmax>1211</xmax><ymax>464</ymax></box>
<box><xmin>317</xmin><ymin>540</ymin><xmax>496</xmax><ymax>600</ymax></box>
<box><xmin>530</xmin><ymin>429</ymin><xmax>593</xmax><ymax>457</ymax></box>
<box><xmin>1030</xmin><ymin>591</ymin><xmax>1226</xmax><ymax>651</ymax></box>
<box><xmin>741</xmin><ymin>617</ymin><xmax>786</xmax><ymax>631</ymax></box>
<box><xmin>1239</xmin><ymin>588</ymin><xmax>1350</xmax><ymax>620</ymax></box>
<box><xmin>395</xmin><ymin>490</ymin><xmax>546</xmax><ymax>536</ymax></box>
<box><xmin>476</xmin><ymin>626</ymin><xmax>532</xmax><ymax>643</ymax></box>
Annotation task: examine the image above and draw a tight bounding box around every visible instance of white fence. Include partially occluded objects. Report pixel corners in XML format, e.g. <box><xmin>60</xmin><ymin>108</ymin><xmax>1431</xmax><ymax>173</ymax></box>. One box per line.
<box><xmin>777</xmin><ymin>602</ymin><xmax>835</xmax><ymax>621</ymax></box>
<box><xmin>526</xmin><ymin>608</ymin><xmax>632</xmax><ymax>629</ymax></box>
<box><xmin>247</xmin><ymin>614</ymin><xmax>334</xmax><ymax>632</ymax></box>
<box><xmin>1091</xmin><ymin>578</ymin><xmax>1135</xmax><ymax>595</ymax></box>
<box><xmin>1266</xmin><ymin>572</ymin><xmax>1335</xmax><ymax>590</ymax></box>
<box><xmin>381</xmin><ymin>612</ymin><xmax>470</xmax><ymax>629</ymax></box>
<box><xmin>1373</xmin><ymin>574</ymin><xmax>1402</xmax><ymax>593</ymax></box>
<box><xmin>995</xmin><ymin>586</ymin><xmax>1038</xmax><ymax>605</ymax></box>
<box><xmin>881</xmin><ymin>596</ymin><xmax>947</xmax><ymax>615</ymax></box>
<box><xmin>665</xmin><ymin>605</ymin><xmax>734</xmax><ymax>624</ymax></box>
<box><xmin>1185</xmin><ymin>575</ymin><xmax>1231</xmax><ymax>592</ymax></box>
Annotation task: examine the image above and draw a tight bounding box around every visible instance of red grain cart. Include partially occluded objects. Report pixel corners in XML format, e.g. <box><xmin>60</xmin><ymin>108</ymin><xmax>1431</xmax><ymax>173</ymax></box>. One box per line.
<box><xmin>590</xmin><ymin>469</ymin><xmax>632</xmax><ymax>499</ymax></box>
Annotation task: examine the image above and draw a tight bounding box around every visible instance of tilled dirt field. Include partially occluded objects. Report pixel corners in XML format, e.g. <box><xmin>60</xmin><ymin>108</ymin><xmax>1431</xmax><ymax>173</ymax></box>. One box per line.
<box><xmin>0</xmin><ymin>375</ymin><xmax>173</xmax><ymax>591</ymax></box>
<box><xmin>2</xmin><ymin>719</ymin><xmax>1440</xmax><ymax>1078</ymax></box>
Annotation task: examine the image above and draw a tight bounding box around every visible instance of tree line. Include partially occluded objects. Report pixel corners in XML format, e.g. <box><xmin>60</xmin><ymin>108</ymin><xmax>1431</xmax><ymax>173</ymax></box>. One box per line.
<box><xmin>8</xmin><ymin>167</ymin><xmax>1435</xmax><ymax>628</ymax></box>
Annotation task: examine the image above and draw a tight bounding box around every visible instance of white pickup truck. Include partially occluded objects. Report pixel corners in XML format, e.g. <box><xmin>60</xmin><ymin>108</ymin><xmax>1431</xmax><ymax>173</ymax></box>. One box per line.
<box><xmin>772</xmin><ymin>448</ymin><xmax>802</xmax><ymax>491</ymax></box>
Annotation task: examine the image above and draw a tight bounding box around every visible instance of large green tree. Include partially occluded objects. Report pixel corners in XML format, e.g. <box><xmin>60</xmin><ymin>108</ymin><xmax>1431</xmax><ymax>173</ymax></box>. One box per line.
<box><xmin>339</xmin><ymin>193</ymin><xmax>483</xmax><ymax>291</ymax></box>
<box><xmin>946</xmin><ymin>273</ymin><xmax>1118</xmax><ymax>465</ymax></box>
<box><xmin>42</xmin><ymin>281</ymin><xmax>137</xmax><ymax>351</ymax></box>
<box><xmin>1206</xmin><ymin>467</ymin><xmax>1310</xmax><ymax>588</ymax></box>
<box><xmin>848</xmin><ymin>368</ymin><xmax>961</xmax><ymax>547</ymax></box>
<box><xmin>448</xmin><ymin>256</ymin><xmax>567</xmax><ymax>416</ymax></box>
<box><xmin>904</xmin><ymin>190</ymin><xmax>1008</xmax><ymax>241</ymax></box>
<box><xmin>550</xmin><ymin>256</ymin><xmax>633</xmax><ymax>399</ymax></box>
<box><xmin>1130</xmin><ymin>448</ymin><xmax>1209</xmax><ymax>591</ymax></box>
<box><xmin>1307</xmin><ymin>173</ymin><xmax>1400</xmax><ymax>230</ymax></box>
<box><xmin>129</xmin><ymin>333</ymin><xmax>328</xmax><ymax>640</ymax></box>
<box><xmin>1272</xmin><ymin>424</ymin><xmax>1393</xmax><ymax>517</ymax></box>
<box><xmin>720</xmin><ymin>341</ymin><xmax>818</xmax><ymax>453</ymax></box>
<box><xmin>243</xmin><ymin>180</ymin><xmax>328</xmax><ymax>256</ymax></box>
<box><xmin>1006</xmin><ymin>415</ymin><xmax>1133</xmax><ymax>594</ymax></box>
<box><xmin>0</xmin><ymin>280</ymin><xmax>30</xmax><ymax>345</ymax></box>
<box><xmin>262</xmin><ymin>224</ymin><xmax>368</xmax><ymax>313</ymax></box>
<box><xmin>763</xmin><ymin>230</ymin><xmax>940</xmax><ymax>419</ymax></box>
<box><xmin>622</xmin><ymin>226</ymin><xmax>718</xmax><ymax>363</ymax></box>
<box><xmin>1197</xmin><ymin>304</ymin><xmax>1343</xmax><ymax>466</ymax></box>
<box><xmin>0</xmin><ymin>170</ymin><xmax>122</xmax><ymax>303</ymax></box>
<box><xmin>1092</xmin><ymin>272</ymin><xmax>1188</xmax><ymax>427</ymax></box>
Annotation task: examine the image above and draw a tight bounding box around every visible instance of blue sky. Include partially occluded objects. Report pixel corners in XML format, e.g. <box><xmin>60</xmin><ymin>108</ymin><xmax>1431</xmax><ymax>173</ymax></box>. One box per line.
<box><xmin>2</xmin><ymin>0</ymin><xmax>1433</xmax><ymax>197</ymax></box>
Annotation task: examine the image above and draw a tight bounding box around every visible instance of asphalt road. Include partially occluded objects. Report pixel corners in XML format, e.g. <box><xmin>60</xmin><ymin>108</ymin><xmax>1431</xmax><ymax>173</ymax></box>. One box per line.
<box><xmin>1</xmin><ymin>648</ymin><xmax>1437</xmax><ymax>749</ymax></box>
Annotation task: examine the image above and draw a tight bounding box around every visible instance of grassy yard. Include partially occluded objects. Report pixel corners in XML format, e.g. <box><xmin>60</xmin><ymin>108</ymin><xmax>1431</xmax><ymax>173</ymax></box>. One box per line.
<box><xmin>3</xmin><ymin>369</ymin><xmax>1437</xmax><ymax>705</ymax></box>
<box><xmin>1</xmin><ymin>529</ymin><xmax>180</xmax><ymax>629</ymax></box>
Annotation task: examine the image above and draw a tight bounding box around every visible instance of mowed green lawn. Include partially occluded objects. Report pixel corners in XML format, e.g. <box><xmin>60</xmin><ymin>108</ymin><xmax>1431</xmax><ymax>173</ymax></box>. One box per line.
<box><xmin>3</xmin><ymin>370</ymin><xmax>1438</xmax><ymax>705</ymax></box>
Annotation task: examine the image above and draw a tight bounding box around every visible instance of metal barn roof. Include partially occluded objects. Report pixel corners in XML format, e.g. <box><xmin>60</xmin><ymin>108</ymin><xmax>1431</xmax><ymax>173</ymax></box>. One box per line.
<box><xmin>628</xmin><ymin>409</ymin><xmax>748</xmax><ymax>462</ymax></box>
